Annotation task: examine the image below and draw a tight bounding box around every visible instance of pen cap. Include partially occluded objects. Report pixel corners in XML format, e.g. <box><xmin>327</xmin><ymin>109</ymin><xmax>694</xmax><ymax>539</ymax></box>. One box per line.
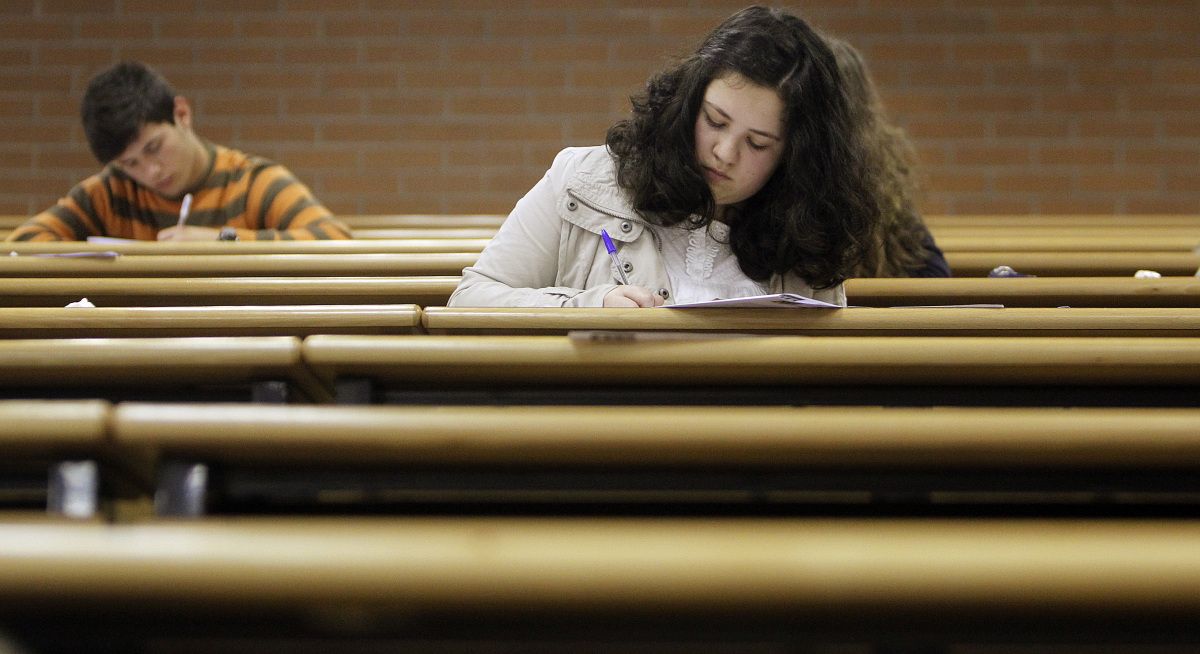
<box><xmin>600</xmin><ymin>229</ymin><xmax>618</xmax><ymax>254</ymax></box>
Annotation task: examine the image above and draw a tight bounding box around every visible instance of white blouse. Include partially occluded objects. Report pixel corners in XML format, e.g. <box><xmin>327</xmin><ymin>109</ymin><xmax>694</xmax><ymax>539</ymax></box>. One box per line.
<box><xmin>648</xmin><ymin>220</ymin><xmax>768</xmax><ymax>305</ymax></box>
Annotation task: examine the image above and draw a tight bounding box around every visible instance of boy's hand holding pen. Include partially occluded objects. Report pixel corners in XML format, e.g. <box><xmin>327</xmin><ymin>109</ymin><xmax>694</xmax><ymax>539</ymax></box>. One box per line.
<box><xmin>600</xmin><ymin>229</ymin><xmax>665</xmax><ymax>308</ymax></box>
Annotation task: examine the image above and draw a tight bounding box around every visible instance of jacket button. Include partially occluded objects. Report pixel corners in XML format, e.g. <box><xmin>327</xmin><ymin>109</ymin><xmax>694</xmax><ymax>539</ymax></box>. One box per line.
<box><xmin>567</xmin><ymin>200</ymin><xmax>578</xmax><ymax>211</ymax></box>
<box><xmin>619</xmin><ymin>221</ymin><xmax>632</xmax><ymax>233</ymax></box>
<box><xmin>658</xmin><ymin>288</ymin><xmax>670</xmax><ymax>299</ymax></box>
<box><xmin>622</xmin><ymin>262</ymin><xmax>633</xmax><ymax>273</ymax></box>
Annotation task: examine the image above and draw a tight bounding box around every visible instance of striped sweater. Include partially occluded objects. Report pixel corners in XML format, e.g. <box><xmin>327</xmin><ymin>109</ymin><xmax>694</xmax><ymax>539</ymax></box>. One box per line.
<box><xmin>7</xmin><ymin>142</ymin><xmax>351</xmax><ymax>241</ymax></box>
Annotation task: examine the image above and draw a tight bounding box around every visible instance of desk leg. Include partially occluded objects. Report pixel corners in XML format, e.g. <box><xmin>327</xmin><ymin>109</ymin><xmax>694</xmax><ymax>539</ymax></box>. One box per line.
<box><xmin>335</xmin><ymin>378</ymin><xmax>373</xmax><ymax>404</ymax></box>
<box><xmin>252</xmin><ymin>380</ymin><xmax>290</xmax><ymax>403</ymax></box>
<box><xmin>47</xmin><ymin>460</ymin><xmax>97</xmax><ymax>519</ymax></box>
<box><xmin>155</xmin><ymin>461</ymin><xmax>208</xmax><ymax>517</ymax></box>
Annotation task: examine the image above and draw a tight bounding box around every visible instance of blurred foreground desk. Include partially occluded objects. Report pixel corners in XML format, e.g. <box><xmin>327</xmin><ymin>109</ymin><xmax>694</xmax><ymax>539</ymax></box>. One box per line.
<box><xmin>0</xmin><ymin>400</ymin><xmax>109</xmax><ymax>518</ymax></box>
<box><xmin>2</xmin><ymin>518</ymin><xmax>1200</xmax><ymax>650</ymax></box>
<box><xmin>302</xmin><ymin>334</ymin><xmax>1200</xmax><ymax>407</ymax></box>
<box><xmin>112</xmin><ymin>402</ymin><xmax>1200</xmax><ymax>517</ymax></box>
<box><xmin>0</xmin><ymin>276</ymin><xmax>459</xmax><ymax>307</ymax></box>
<box><xmin>0</xmin><ymin>337</ymin><xmax>329</xmax><ymax>402</ymax></box>
<box><xmin>423</xmin><ymin>306</ymin><xmax>1200</xmax><ymax>337</ymax></box>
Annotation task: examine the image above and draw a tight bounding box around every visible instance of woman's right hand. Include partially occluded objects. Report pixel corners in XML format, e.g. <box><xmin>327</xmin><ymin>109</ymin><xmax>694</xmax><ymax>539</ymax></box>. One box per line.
<box><xmin>603</xmin><ymin>285</ymin><xmax>665</xmax><ymax>307</ymax></box>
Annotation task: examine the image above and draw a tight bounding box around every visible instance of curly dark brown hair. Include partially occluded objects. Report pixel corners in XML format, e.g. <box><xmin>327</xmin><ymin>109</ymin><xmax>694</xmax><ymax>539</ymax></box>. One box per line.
<box><xmin>827</xmin><ymin>37</ymin><xmax>947</xmax><ymax>278</ymax></box>
<box><xmin>605</xmin><ymin>6</ymin><xmax>879</xmax><ymax>290</ymax></box>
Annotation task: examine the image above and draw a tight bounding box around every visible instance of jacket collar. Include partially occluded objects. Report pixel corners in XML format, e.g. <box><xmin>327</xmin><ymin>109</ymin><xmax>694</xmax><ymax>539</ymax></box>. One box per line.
<box><xmin>564</xmin><ymin>147</ymin><xmax>642</xmax><ymax>223</ymax></box>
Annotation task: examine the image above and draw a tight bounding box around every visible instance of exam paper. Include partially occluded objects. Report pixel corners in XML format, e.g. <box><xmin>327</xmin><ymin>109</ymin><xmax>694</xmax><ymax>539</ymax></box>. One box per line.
<box><xmin>667</xmin><ymin>293</ymin><xmax>842</xmax><ymax>309</ymax></box>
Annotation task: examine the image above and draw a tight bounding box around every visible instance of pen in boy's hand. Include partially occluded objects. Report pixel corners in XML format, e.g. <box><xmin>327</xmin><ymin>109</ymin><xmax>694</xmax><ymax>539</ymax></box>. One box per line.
<box><xmin>600</xmin><ymin>229</ymin><xmax>631</xmax><ymax>285</ymax></box>
<box><xmin>176</xmin><ymin>193</ymin><xmax>193</xmax><ymax>230</ymax></box>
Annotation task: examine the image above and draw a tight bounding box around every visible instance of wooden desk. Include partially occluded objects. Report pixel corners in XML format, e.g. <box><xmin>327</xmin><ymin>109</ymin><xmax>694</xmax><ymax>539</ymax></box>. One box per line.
<box><xmin>302</xmin><ymin>334</ymin><xmax>1200</xmax><ymax>406</ymax></box>
<box><xmin>0</xmin><ymin>400</ymin><xmax>109</xmax><ymax>517</ymax></box>
<box><xmin>5</xmin><ymin>238</ymin><xmax>490</xmax><ymax>255</ymax></box>
<box><xmin>0</xmin><ymin>305</ymin><xmax>422</xmax><ymax>338</ymax></box>
<box><xmin>8</xmin><ymin>277</ymin><xmax>1188</xmax><ymax>310</ymax></box>
<box><xmin>2</xmin><ymin>518</ymin><xmax>1200</xmax><ymax>645</ymax></box>
<box><xmin>422</xmin><ymin>306</ymin><xmax>1200</xmax><ymax>337</ymax></box>
<box><xmin>339</xmin><ymin>214</ymin><xmax>506</xmax><ymax>229</ymax></box>
<box><xmin>113</xmin><ymin>402</ymin><xmax>1200</xmax><ymax>516</ymax></box>
<box><xmin>0</xmin><ymin>336</ymin><xmax>330</xmax><ymax>402</ymax></box>
<box><xmin>936</xmin><ymin>234</ymin><xmax>1197</xmax><ymax>252</ymax></box>
<box><xmin>0</xmin><ymin>276</ymin><xmax>459</xmax><ymax>307</ymax></box>
<box><xmin>0</xmin><ymin>213</ymin><xmax>509</xmax><ymax>231</ymax></box>
<box><xmin>945</xmin><ymin>251</ymin><xmax>1200</xmax><ymax>276</ymax></box>
<box><xmin>0</xmin><ymin>253</ymin><xmax>477</xmax><ymax>277</ymax></box>
<box><xmin>9</xmin><ymin>234</ymin><xmax>1195</xmax><ymax>256</ymax></box>
<box><xmin>925</xmin><ymin>213</ymin><xmax>1200</xmax><ymax>228</ymax></box>
<box><xmin>845</xmin><ymin>277</ymin><xmax>1200</xmax><ymax>308</ymax></box>
<box><xmin>345</xmin><ymin>227</ymin><xmax>501</xmax><ymax>240</ymax></box>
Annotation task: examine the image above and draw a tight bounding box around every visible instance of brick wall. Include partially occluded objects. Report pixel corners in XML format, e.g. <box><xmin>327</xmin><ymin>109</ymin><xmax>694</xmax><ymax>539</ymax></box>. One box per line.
<box><xmin>2</xmin><ymin>0</ymin><xmax>1198</xmax><ymax>216</ymax></box>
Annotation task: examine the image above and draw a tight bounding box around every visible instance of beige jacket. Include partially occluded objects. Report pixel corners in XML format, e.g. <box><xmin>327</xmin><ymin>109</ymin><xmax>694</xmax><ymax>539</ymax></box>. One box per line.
<box><xmin>449</xmin><ymin>146</ymin><xmax>846</xmax><ymax>308</ymax></box>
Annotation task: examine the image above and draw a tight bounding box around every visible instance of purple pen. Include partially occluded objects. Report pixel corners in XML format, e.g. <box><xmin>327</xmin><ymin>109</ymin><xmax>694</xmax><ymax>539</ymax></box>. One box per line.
<box><xmin>600</xmin><ymin>229</ymin><xmax>631</xmax><ymax>285</ymax></box>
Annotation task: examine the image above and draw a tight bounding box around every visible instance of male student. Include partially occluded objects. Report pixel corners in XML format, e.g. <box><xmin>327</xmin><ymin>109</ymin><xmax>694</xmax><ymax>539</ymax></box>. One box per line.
<box><xmin>7</xmin><ymin>61</ymin><xmax>350</xmax><ymax>241</ymax></box>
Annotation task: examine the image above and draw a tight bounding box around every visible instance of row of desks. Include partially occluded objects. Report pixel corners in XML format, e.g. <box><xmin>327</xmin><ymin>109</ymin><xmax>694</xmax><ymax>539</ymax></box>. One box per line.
<box><xmin>7</xmin><ymin>232</ymin><xmax>1200</xmax><ymax>253</ymax></box>
<box><xmin>3</xmin><ymin>212</ymin><xmax>1199</xmax><ymax>229</ymax></box>
<box><xmin>2</xmin><ymin>275</ymin><xmax>1200</xmax><ymax>307</ymax></box>
<box><xmin>8</xmin><ymin>304</ymin><xmax>1200</xmax><ymax>338</ymax></box>
<box><xmin>4</xmin><ymin>245</ymin><xmax>1199</xmax><ymax>276</ymax></box>
<box><xmin>5</xmin><ymin>333</ymin><xmax>1200</xmax><ymax>406</ymax></box>
<box><xmin>10</xmin><ymin>399</ymin><xmax>1200</xmax><ymax>519</ymax></box>
<box><xmin>5</xmin><ymin>516</ymin><xmax>1200</xmax><ymax>647</ymax></box>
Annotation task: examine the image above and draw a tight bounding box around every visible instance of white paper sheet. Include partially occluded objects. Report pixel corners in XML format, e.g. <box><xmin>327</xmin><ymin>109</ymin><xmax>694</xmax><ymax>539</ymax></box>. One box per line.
<box><xmin>667</xmin><ymin>293</ymin><xmax>843</xmax><ymax>309</ymax></box>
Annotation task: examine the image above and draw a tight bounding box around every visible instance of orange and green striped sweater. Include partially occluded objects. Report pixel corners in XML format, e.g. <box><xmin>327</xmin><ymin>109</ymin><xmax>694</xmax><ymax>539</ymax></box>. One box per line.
<box><xmin>7</xmin><ymin>142</ymin><xmax>351</xmax><ymax>241</ymax></box>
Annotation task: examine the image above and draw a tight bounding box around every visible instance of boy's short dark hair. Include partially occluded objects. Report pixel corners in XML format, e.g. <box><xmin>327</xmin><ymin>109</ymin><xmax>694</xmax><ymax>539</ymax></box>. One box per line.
<box><xmin>81</xmin><ymin>61</ymin><xmax>177</xmax><ymax>164</ymax></box>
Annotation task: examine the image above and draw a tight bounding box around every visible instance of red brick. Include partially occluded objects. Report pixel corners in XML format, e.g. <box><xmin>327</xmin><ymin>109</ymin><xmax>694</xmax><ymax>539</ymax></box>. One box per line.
<box><xmin>1077</xmin><ymin>171</ymin><xmax>1161</xmax><ymax>193</ymax></box>
<box><xmin>326</xmin><ymin>18</ymin><xmax>402</xmax><ymax>38</ymax></box>
<box><xmin>286</xmin><ymin>95</ymin><xmax>363</xmax><ymax>116</ymax></box>
<box><xmin>244</xmin><ymin>19</ymin><xmax>320</xmax><ymax>39</ymax></box>
<box><xmin>0</xmin><ymin>18</ymin><xmax>72</xmax><ymax>39</ymax></box>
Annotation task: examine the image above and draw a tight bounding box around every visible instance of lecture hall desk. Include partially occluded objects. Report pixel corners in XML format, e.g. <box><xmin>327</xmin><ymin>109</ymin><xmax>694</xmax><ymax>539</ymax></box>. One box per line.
<box><xmin>0</xmin><ymin>304</ymin><xmax>422</xmax><ymax>339</ymax></box>
<box><xmin>423</xmin><ymin>306</ymin><xmax>1200</xmax><ymax>337</ymax></box>
<box><xmin>113</xmin><ymin>401</ymin><xmax>1200</xmax><ymax>518</ymax></box>
<box><xmin>1</xmin><ymin>518</ymin><xmax>1200</xmax><ymax>647</ymax></box>
<box><xmin>301</xmin><ymin>333</ymin><xmax>1200</xmax><ymax>407</ymax></box>
<box><xmin>0</xmin><ymin>399</ymin><xmax>109</xmax><ymax>518</ymax></box>
<box><xmin>0</xmin><ymin>252</ymin><xmax>476</xmax><ymax>277</ymax></box>
<box><xmin>0</xmin><ymin>277</ymin><xmax>1197</xmax><ymax>309</ymax></box>
<box><xmin>4</xmin><ymin>238</ymin><xmax>490</xmax><ymax>255</ymax></box>
<box><xmin>0</xmin><ymin>336</ymin><xmax>330</xmax><ymax>403</ymax></box>
<box><xmin>0</xmin><ymin>276</ymin><xmax>459</xmax><ymax>307</ymax></box>
<box><xmin>844</xmin><ymin>276</ymin><xmax>1200</xmax><ymax>308</ymax></box>
<box><xmin>6</xmin><ymin>233</ymin><xmax>1196</xmax><ymax>254</ymax></box>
